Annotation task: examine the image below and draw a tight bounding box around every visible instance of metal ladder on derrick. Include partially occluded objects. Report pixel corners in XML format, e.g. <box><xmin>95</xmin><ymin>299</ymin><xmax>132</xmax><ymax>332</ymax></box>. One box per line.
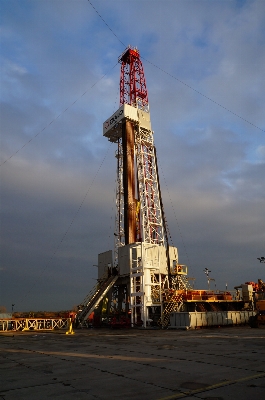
<box><xmin>76</xmin><ymin>274</ymin><xmax>118</xmax><ymax>327</ymax></box>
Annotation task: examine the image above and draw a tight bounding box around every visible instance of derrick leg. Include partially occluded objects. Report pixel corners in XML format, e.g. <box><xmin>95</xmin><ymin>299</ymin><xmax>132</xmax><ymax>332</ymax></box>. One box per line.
<box><xmin>122</xmin><ymin>121</ymin><xmax>136</xmax><ymax>244</ymax></box>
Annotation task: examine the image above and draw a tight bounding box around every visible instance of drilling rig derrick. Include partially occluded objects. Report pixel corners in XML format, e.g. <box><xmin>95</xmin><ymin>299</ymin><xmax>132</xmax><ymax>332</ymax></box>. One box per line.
<box><xmin>100</xmin><ymin>47</ymin><xmax>180</xmax><ymax>327</ymax></box>
<box><xmin>75</xmin><ymin>48</ymin><xmax>252</xmax><ymax>330</ymax></box>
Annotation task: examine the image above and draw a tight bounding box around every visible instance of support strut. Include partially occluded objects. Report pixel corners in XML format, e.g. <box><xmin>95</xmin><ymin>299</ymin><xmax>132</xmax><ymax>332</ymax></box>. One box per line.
<box><xmin>122</xmin><ymin>120</ymin><xmax>136</xmax><ymax>244</ymax></box>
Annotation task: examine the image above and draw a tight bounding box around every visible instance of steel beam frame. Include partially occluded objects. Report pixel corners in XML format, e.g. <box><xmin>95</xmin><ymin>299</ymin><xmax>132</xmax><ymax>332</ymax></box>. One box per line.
<box><xmin>135</xmin><ymin>126</ymin><xmax>165</xmax><ymax>245</ymax></box>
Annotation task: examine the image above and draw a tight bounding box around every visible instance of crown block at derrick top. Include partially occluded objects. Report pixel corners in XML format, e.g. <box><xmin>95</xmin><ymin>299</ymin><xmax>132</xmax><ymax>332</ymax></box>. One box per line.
<box><xmin>103</xmin><ymin>104</ymin><xmax>151</xmax><ymax>142</ymax></box>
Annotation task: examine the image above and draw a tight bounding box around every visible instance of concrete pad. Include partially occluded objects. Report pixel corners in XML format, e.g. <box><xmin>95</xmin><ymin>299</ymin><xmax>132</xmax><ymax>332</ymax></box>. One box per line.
<box><xmin>1</xmin><ymin>327</ymin><xmax>265</xmax><ymax>400</ymax></box>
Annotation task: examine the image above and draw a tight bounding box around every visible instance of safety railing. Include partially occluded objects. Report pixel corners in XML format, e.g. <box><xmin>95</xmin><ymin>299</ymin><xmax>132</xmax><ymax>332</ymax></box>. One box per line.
<box><xmin>0</xmin><ymin>318</ymin><xmax>68</xmax><ymax>332</ymax></box>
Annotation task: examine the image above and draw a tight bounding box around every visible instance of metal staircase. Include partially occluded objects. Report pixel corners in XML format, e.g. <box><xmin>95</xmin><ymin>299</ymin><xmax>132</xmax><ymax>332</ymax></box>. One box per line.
<box><xmin>181</xmin><ymin>275</ymin><xmax>193</xmax><ymax>290</ymax></box>
<box><xmin>76</xmin><ymin>274</ymin><xmax>118</xmax><ymax>327</ymax></box>
<box><xmin>171</xmin><ymin>275</ymin><xmax>193</xmax><ymax>290</ymax></box>
<box><xmin>158</xmin><ymin>292</ymin><xmax>183</xmax><ymax>328</ymax></box>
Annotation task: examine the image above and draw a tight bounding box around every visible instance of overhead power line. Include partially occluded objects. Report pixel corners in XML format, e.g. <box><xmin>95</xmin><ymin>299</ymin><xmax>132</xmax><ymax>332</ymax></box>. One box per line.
<box><xmin>88</xmin><ymin>0</ymin><xmax>126</xmax><ymax>47</ymax></box>
<box><xmin>19</xmin><ymin>141</ymin><xmax>113</xmax><ymax>305</ymax></box>
<box><xmin>88</xmin><ymin>0</ymin><xmax>264</xmax><ymax>134</ymax></box>
<box><xmin>157</xmin><ymin>157</ymin><xmax>192</xmax><ymax>271</ymax></box>
<box><xmin>142</xmin><ymin>56</ymin><xmax>265</xmax><ymax>134</ymax></box>
<box><xmin>3</xmin><ymin>2</ymin><xmax>263</xmax><ymax>168</ymax></box>
<box><xmin>0</xmin><ymin>62</ymin><xmax>118</xmax><ymax>167</ymax></box>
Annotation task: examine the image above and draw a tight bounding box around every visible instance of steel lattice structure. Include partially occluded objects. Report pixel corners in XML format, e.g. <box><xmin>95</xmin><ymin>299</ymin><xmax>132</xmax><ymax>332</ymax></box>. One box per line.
<box><xmin>113</xmin><ymin>123</ymin><xmax>165</xmax><ymax>251</ymax></box>
<box><xmin>103</xmin><ymin>46</ymin><xmax>169</xmax><ymax>327</ymax></box>
<box><xmin>119</xmin><ymin>47</ymin><xmax>149</xmax><ymax>112</ymax></box>
<box><xmin>135</xmin><ymin>126</ymin><xmax>165</xmax><ymax>245</ymax></box>
<box><xmin>114</xmin><ymin>139</ymin><xmax>125</xmax><ymax>264</ymax></box>
<box><xmin>112</xmin><ymin>46</ymin><xmax>165</xmax><ymax>253</ymax></box>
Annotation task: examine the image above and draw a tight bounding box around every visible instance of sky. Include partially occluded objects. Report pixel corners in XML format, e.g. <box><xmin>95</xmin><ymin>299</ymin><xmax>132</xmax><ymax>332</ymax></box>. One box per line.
<box><xmin>0</xmin><ymin>0</ymin><xmax>264</xmax><ymax>312</ymax></box>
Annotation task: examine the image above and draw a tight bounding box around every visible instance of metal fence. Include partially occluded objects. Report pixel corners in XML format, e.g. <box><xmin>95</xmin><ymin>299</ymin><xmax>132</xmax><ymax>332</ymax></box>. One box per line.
<box><xmin>0</xmin><ymin>318</ymin><xmax>68</xmax><ymax>331</ymax></box>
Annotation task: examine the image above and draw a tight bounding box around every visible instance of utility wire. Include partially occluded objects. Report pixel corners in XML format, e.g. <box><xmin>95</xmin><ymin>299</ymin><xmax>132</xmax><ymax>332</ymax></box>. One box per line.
<box><xmin>88</xmin><ymin>0</ymin><xmax>264</xmax><ymax>134</ymax></box>
<box><xmin>158</xmin><ymin>158</ymin><xmax>192</xmax><ymax>271</ymax></box>
<box><xmin>0</xmin><ymin>63</ymin><xmax>118</xmax><ymax>167</ymax></box>
<box><xmin>19</xmin><ymin>141</ymin><xmax>113</xmax><ymax>304</ymax></box>
<box><xmin>87</xmin><ymin>0</ymin><xmax>190</xmax><ymax>269</ymax></box>
<box><xmin>88</xmin><ymin>0</ymin><xmax>126</xmax><ymax>47</ymax></box>
<box><xmin>3</xmin><ymin>2</ymin><xmax>263</xmax><ymax>168</ymax></box>
<box><xmin>142</xmin><ymin>56</ymin><xmax>264</xmax><ymax>134</ymax></box>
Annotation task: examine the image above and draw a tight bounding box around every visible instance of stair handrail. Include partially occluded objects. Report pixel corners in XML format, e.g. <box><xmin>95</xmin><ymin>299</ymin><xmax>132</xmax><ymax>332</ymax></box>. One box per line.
<box><xmin>76</xmin><ymin>274</ymin><xmax>118</xmax><ymax>325</ymax></box>
<box><xmin>79</xmin><ymin>272</ymin><xmax>109</xmax><ymax>307</ymax></box>
<box><xmin>158</xmin><ymin>292</ymin><xmax>184</xmax><ymax>328</ymax></box>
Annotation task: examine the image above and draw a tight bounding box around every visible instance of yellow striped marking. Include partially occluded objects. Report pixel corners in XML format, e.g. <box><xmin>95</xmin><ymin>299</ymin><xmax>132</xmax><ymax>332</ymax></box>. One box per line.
<box><xmin>157</xmin><ymin>372</ymin><xmax>265</xmax><ymax>400</ymax></box>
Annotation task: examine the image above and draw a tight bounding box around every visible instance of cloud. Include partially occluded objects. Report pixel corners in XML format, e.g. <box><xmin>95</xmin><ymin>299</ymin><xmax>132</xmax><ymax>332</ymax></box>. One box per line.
<box><xmin>0</xmin><ymin>0</ymin><xmax>264</xmax><ymax>311</ymax></box>
<box><xmin>256</xmin><ymin>145</ymin><xmax>265</xmax><ymax>159</ymax></box>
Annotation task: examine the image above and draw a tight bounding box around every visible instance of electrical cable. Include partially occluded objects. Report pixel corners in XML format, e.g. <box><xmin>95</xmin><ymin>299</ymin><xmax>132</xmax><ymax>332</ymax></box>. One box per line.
<box><xmin>5</xmin><ymin>1</ymin><xmax>262</xmax><ymax>306</ymax></box>
<box><xmin>0</xmin><ymin>62</ymin><xmax>118</xmax><ymax>167</ymax></box>
<box><xmin>142</xmin><ymin>55</ymin><xmax>265</xmax><ymax>133</ymax></box>
<box><xmin>88</xmin><ymin>0</ymin><xmax>192</xmax><ymax>272</ymax></box>
<box><xmin>88</xmin><ymin>0</ymin><xmax>264</xmax><ymax>134</ymax></box>
<box><xmin>87</xmin><ymin>0</ymin><xmax>194</xmax><ymax>270</ymax></box>
<box><xmin>19</xmin><ymin>141</ymin><xmax>113</xmax><ymax>305</ymax></box>
<box><xmin>88</xmin><ymin>0</ymin><xmax>126</xmax><ymax>47</ymax></box>
<box><xmin>157</xmin><ymin>157</ymin><xmax>192</xmax><ymax>272</ymax></box>
<box><xmin>86</xmin><ymin>0</ymin><xmax>264</xmax><ymax>276</ymax></box>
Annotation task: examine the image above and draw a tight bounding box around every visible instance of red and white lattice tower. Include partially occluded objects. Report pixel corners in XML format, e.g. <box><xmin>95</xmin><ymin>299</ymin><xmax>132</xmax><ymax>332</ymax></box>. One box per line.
<box><xmin>119</xmin><ymin>47</ymin><xmax>149</xmax><ymax>112</ymax></box>
<box><xmin>103</xmin><ymin>47</ymin><xmax>166</xmax><ymax>266</ymax></box>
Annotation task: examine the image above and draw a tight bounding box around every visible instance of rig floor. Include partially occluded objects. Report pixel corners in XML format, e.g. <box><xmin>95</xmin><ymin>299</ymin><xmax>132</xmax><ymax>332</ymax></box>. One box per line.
<box><xmin>1</xmin><ymin>326</ymin><xmax>265</xmax><ymax>400</ymax></box>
